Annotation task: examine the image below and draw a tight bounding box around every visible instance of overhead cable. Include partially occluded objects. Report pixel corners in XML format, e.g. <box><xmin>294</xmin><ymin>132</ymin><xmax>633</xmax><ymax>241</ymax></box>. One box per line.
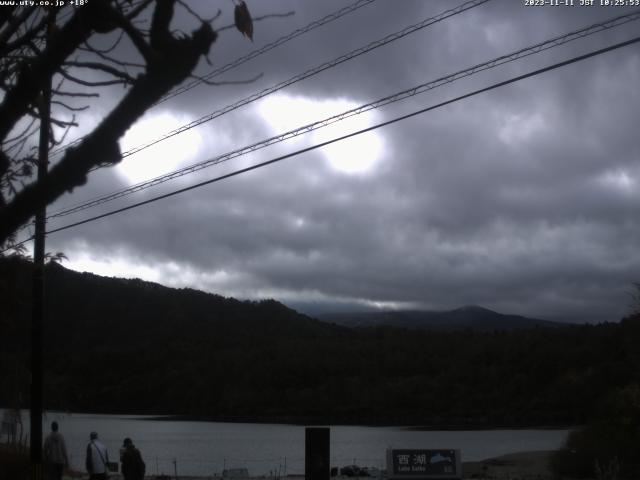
<box><xmin>157</xmin><ymin>0</ymin><xmax>378</xmax><ymax>105</ymax></box>
<box><xmin>49</xmin><ymin>0</ymin><xmax>378</xmax><ymax>157</ymax></box>
<box><xmin>48</xmin><ymin>0</ymin><xmax>490</xmax><ymax>161</ymax></box>
<box><xmin>46</xmin><ymin>8</ymin><xmax>640</xmax><ymax>221</ymax></box>
<box><xmin>33</xmin><ymin>35</ymin><xmax>640</xmax><ymax>242</ymax></box>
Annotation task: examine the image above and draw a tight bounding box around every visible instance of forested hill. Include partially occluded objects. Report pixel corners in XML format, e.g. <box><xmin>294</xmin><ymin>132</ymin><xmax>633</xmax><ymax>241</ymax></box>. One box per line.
<box><xmin>319</xmin><ymin>305</ymin><xmax>565</xmax><ymax>331</ymax></box>
<box><xmin>2</xmin><ymin>257</ymin><xmax>639</xmax><ymax>427</ymax></box>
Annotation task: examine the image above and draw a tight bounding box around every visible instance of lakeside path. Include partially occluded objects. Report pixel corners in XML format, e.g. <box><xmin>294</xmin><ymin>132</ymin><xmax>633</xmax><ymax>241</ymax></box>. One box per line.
<box><xmin>63</xmin><ymin>450</ymin><xmax>555</xmax><ymax>480</ymax></box>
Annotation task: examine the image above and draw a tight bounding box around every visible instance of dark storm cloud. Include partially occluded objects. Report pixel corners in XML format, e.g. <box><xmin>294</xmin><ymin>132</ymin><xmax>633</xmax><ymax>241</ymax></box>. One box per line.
<box><xmin>43</xmin><ymin>0</ymin><xmax>640</xmax><ymax>324</ymax></box>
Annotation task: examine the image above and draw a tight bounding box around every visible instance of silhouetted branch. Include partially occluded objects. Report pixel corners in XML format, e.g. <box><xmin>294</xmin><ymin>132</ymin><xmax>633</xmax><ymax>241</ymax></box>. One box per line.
<box><xmin>81</xmin><ymin>30</ymin><xmax>126</xmax><ymax>55</ymax></box>
<box><xmin>125</xmin><ymin>0</ymin><xmax>154</xmax><ymax>20</ymax></box>
<box><xmin>0</xmin><ymin>3</ymin><xmax>117</xmax><ymax>141</ymax></box>
<box><xmin>2</xmin><ymin>117</ymin><xmax>38</xmax><ymax>146</ymax></box>
<box><xmin>112</xmin><ymin>8</ymin><xmax>154</xmax><ymax>62</ymax></box>
<box><xmin>0</xmin><ymin>0</ymin><xmax>280</xmax><ymax>247</ymax></box>
<box><xmin>0</xmin><ymin>7</ymin><xmax>37</xmax><ymax>52</ymax></box>
<box><xmin>80</xmin><ymin>44</ymin><xmax>146</xmax><ymax>69</ymax></box>
<box><xmin>53</xmin><ymin>119</ymin><xmax>75</xmax><ymax>147</ymax></box>
<box><xmin>0</xmin><ymin>12</ymin><xmax>47</xmax><ymax>58</ymax></box>
<box><xmin>177</xmin><ymin>0</ymin><xmax>220</xmax><ymax>25</ymax></box>
<box><xmin>0</xmin><ymin>0</ymin><xmax>219</xmax><ymax>244</ymax></box>
<box><xmin>51</xmin><ymin>101</ymin><xmax>90</xmax><ymax>113</ymax></box>
<box><xmin>63</xmin><ymin>60</ymin><xmax>137</xmax><ymax>84</ymax></box>
<box><xmin>52</xmin><ymin>90</ymin><xmax>100</xmax><ymax>98</ymax></box>
<box><xmin>58</xmin><ymin>68</ymin><xmax>130</xmax><ymax>87</ymax></box>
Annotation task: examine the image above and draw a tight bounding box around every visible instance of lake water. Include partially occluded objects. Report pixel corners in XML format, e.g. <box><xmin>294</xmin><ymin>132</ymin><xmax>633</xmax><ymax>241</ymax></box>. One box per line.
<box><xmin>4</xmin><ymin>410</ymin><xmax>569</xmax><ymax>477</ymax></box>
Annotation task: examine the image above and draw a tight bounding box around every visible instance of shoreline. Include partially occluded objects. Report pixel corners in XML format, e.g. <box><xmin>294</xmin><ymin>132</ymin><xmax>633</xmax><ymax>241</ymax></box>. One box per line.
<box><xmin>3</xmin><ymin>407</ymin><xmax>578</xmax><ymax>430</ymax></box>
<box><xmin>137</xmin><ymin>414</ymin><xmax>576</xmax><ymax>431</ymax></box>
<box><xmin>59</xmin><ymin>450</ymin><xmax>557</xmax><ymax>479</ymax></box>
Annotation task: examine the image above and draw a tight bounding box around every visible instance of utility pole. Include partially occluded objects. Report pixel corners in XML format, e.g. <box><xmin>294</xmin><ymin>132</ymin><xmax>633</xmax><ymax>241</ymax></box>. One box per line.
<box><xmin>30</xmin><ymin>12</ymin><xmax>53</xmax><ymax>480</ymax></box>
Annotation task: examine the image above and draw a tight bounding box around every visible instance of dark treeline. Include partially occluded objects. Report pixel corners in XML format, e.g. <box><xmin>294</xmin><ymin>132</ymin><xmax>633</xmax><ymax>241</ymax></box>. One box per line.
<box><xmin>1</xmin><ymin>257</ymin><xmax>639</xmax><ymax>427</ymax></box>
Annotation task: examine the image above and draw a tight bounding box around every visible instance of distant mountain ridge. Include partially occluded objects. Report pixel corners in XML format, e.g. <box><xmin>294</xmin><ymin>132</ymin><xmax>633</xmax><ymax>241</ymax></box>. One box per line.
<box><xmin>318</xmin><ymin>305</ymin><xmax>567</xmax><ymax>331</ymax></box>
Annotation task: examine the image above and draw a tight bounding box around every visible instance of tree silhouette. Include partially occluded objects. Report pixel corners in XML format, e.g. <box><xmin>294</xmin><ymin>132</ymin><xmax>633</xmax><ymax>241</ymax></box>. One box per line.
<box><xmin>0</xmin><ymin>0</ymin><xmax>255</xmax><ymax>248</ymax></box>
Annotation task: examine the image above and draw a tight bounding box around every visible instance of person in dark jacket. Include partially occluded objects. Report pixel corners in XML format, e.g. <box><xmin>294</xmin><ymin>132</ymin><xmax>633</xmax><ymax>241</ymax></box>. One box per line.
<box><xmin>43</xmin><ymin>421</ymin><xmax>68</xmax><ymax>480</ymax></box>
<box><xmin>120</xmin><ymin>437</ymin><xmax>146</xmax><ymax>480</ymax></box>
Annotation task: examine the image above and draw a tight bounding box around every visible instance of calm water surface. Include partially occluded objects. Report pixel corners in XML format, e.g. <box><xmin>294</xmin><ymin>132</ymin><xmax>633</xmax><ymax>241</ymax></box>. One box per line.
<box><xmin>8</xmin><ymin>411</ymin><xmax>569</xmax><ymax>477</ymax></box>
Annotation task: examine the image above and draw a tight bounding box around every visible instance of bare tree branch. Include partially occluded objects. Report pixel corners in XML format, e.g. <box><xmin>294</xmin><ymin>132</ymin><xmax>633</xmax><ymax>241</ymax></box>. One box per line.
<box><xmin>0</xmin><ymin>7</ymin><xmax>38</xmax><ymax>52</ymax></box>
<box><xmin>53</xmin><ymin>119</ymin><xmax>76</xmax><ymax>147</ymax></box>
<box><xmin>177</xmin><ymin>0</ymin><xmax>220</xmax><ymax>25</ymax></box>
<box><xmin>79</xmin><ymin>43</ymin><xmax>146</xmax><ymax>69</ymax></box>
<box><xmin>0</xmin><ymin>1</ymin><xmax>120</xmax><ymax>142</ymax></box>
<box><xmin>0</xmin><ymin>0</ymin><xmax>274</xmax><ymax>249</ymax></box>
<box><xmin>0</xmin><ymin>0</ymin><xmax>219</xmax><ymax>244</ymax></box>
<box><xmin>111</xmin><ymin>6</ymin><xmax>155</xmax><ymax>63</ymax></box>
<box><xmin>58</xmin><ymin>68</ymin><xmax>130</xmax><ymax>87</ymax></box>
<box><xmin>63</xmin><ymin>60</ymin><xmax>137</xmax><ymax>84</ymax></box>
<box><xmin>0</xmin><ymin>12</ymin><xmax>47</xmax><ymax>58</ymax></box>
<box><xmin>125</xmin><ymin>0</ymin><xmax>155</xmax><ymax>21</ymax></box>
<box><xmin>81</xmin><ymin>30</ymin><xmax>127</xmax><ymax>55</ymax></box>
<box><xmin>52</xmin><ymin>90</ymin><xmax>100</xmax><ymax>98</ymax></box>
<box><xmin>51</xmin><ymin>101</ymin><xmax>90</xmax><ymax>112</ymax></box>
<box><xmin>2</xmin><ymin>117</ymin><xmax>38</xmax><ymax>146</ymax></box>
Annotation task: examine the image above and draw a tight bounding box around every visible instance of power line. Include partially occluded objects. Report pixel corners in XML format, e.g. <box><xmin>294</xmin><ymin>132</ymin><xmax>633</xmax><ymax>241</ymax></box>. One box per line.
<box><xmin>157</xmin><ymin>0</ymin><xmax>378</xmax><ymax>105</ymax></box>
<box><xmin>31</xmin><ymin>35</ymin><xmax>640</xmax><ymax>243</ymax></box>
<box><xmin>48</xmin><ymin>0</ymin><xmax>490</xmax><ymax>162</ymax></box>
<box><xmin>45</xmin><ymin>8</ymin><xmax>640</xmax><ymax>221</ymax></box>
<box><xmin>119</xmin><ymin>0</ymin><xmax>490</xmax><ymax>158</ymax></box>
<box><xmin>45</xmin><ymin>0</ymin><xmax>490</xmax><ymax>217</ymax></box>
<box><xmin>49</xmin><ymin>0</ymin><xmax>378</xmax><ymax>157</ymax></box>
<box><xmin>4</xmin><ymin>34</ymin><xmax>639</xmax><ymax>254</ymax></box>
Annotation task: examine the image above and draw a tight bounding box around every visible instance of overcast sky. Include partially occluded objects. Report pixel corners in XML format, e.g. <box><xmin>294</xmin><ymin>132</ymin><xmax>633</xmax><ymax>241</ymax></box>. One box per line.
<box><xmin>28</xmin><ymin>0</ymin><xmax>640</xmax><ymax>323</ymax></box>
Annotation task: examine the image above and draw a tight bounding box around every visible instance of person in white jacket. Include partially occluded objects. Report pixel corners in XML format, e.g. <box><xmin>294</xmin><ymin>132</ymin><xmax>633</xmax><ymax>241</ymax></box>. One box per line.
<box><xmin>43</xmin><ymin>421</ymin><xmax>68</xmax><ymax>480</ymax></box>
<box><xmin>85</xmin><ymin>431</ymin><xmax>110</xmax><ymax>480</ymax></box>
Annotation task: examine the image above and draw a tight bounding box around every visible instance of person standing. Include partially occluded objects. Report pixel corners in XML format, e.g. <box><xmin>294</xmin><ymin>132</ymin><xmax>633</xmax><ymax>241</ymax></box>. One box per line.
<box><xmin>85</xmin><ymin>431</ymin><xmax>110</xmax><ymax>480</ymax></box>
<box><xmin>120</xmin><ymin>437</ymin><xmax>146</xmax><ymax>480</ymax></box>
<box><xmin>43</xmin><ymin>421</ymin><xmax>68</xmax><ymax>480</ymax></box>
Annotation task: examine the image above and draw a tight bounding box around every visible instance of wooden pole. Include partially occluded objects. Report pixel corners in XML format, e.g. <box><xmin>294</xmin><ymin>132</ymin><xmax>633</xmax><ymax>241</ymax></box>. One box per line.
<box><xmin>30</xmin><ymin>12</ymin><xmax>53</xmax><ymax>480</ymax></box>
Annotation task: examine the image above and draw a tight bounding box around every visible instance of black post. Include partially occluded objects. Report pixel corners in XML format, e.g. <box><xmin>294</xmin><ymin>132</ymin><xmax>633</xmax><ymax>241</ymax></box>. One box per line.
<box><xmin>30</xmin><ymin>19</ymin><xmax>52</xmax><ymax>480</ymax></box>
<box><xmin>305</xmin><ymin>427</ymin><xmax>330</xmax><ymax>480</ymax></box>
